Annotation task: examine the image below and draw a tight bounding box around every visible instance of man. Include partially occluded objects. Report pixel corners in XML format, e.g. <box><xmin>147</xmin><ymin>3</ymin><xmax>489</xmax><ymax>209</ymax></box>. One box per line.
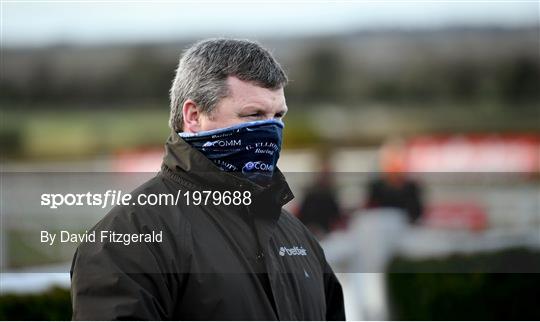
<box><xmin>71</xmin><ymin>38</ymin><xmax>345</xmax><ymax>320</ymax></box>
<box><xmin>365</xmin><ymin>139</ymin><xmax>423</xmax><ymax>224</ymax></box>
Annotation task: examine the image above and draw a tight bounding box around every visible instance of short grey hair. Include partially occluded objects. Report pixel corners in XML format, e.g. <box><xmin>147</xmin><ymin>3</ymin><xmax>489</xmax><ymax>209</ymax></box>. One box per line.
<box><xmin>169</xmin><ymin>38</ymin><xmax>288</xmax><ymax>131</ymax></box>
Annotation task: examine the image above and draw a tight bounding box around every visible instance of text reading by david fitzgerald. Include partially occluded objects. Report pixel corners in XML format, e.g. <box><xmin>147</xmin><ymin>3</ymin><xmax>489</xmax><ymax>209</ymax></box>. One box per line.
<box><xmin>41</xmin><ymin>230</ymin><xmax>163</xmax><ymax>246</ymax></box>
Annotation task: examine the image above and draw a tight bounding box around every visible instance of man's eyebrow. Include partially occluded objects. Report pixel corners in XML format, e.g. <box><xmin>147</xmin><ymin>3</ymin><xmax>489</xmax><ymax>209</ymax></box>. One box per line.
<box><xmin>238</xmin><ymin>105</ymin><xmax>287</xmax><ymax>116</ymax></box>
<box><xmin>238</xmin><ymin>106</ymin><xmax>265</xmax><ymax>114</ymax></box>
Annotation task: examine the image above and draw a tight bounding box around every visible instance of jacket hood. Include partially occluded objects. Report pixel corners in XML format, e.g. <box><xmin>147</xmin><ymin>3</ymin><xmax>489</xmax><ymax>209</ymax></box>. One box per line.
<box><xmin>161</xmin><ymin>131</ymin><xmax>294</xmax><ymax>208</ymax></box>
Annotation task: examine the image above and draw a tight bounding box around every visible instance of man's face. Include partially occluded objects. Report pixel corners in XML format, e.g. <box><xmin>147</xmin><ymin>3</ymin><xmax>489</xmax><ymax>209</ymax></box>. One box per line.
<box><xmin>183</xmin><ymin>76</ymin><xmax>287</xmax><ymax>133</ymax></box>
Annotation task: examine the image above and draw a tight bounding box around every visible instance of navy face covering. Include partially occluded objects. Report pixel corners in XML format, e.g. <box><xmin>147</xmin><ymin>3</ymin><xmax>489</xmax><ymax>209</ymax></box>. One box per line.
<box><xmin>178</xmin><ymin>119</ymin><xmax>284</xmax><ymax>186</ymax></box>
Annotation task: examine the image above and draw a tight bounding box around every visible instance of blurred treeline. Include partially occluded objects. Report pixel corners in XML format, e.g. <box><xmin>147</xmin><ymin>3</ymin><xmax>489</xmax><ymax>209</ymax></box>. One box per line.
<box><xmin>3</xmin><ymin>27</ymin><xmax>538</xmax><ymax>106</ymax></box>
<box><xmin>1</xmin><ymin>27</ymin><xmax>539</xmax><ymax>159</ymax></box>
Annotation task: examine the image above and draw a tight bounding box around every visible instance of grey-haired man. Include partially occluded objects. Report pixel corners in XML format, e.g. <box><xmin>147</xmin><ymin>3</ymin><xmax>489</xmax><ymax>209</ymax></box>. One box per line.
<box><xmin>71</xmin><ymin>38</ymin><xmax>345</xmax><ymax>320</ymax></box>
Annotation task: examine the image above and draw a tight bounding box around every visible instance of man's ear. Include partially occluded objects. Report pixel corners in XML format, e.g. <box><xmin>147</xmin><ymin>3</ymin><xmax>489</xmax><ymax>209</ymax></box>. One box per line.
<box><xmin>182</xmin><ymin>99</ymin><xmax>202</xmax><ymax>133</ymax></box>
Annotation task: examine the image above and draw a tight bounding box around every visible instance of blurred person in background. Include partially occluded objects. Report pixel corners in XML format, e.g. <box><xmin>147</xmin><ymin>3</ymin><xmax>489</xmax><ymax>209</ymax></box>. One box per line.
<box><xmin>365</xmin><ymin>138</ymin><xmax>424</xmax><ymax>224</ymax></box>
<box><xmin>70</xmin><ymin>38</ymin><xmax>345</xmax><ymax>320</ymax></box>
<box><xmin>297</xmin><ymin>150</ymin><xmax>344</xmax><ymax>238</ymax></box>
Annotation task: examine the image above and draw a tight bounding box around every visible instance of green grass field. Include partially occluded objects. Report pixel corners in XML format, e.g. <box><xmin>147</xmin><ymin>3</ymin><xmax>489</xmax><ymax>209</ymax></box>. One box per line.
<box><xmin>2</xmin><ymin>102</ymin><xmax>538</xmax><ymax>160</ymax></box>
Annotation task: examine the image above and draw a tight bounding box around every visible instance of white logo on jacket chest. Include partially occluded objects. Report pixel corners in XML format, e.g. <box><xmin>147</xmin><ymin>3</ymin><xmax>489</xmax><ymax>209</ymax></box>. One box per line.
<box><xmin>278</xmin><ymin>246</ymin><xmax>307</xmax><ymax>256</ymax></box>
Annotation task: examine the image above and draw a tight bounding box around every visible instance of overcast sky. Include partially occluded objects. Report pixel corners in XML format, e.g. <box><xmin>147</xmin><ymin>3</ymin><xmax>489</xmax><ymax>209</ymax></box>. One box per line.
<box><xmin>2</xmin><ymin>1</ymin><xmax>539</xmax><ymax>47</ymax></box>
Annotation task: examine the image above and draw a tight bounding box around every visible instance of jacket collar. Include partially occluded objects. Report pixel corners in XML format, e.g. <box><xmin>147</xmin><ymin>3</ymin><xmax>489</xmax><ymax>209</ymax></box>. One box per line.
<box><xmin>161</xmin><ymin>131</ymin><xmax>294</xmax><ymax>208</ymax></box>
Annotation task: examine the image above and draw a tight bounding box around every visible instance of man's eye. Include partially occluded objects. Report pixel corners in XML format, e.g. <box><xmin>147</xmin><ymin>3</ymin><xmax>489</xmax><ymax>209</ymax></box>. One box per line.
<box><xmin>244</xmin><ymin>113</ymin><xmax>262</xmax><ymax>118</ymax></box>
